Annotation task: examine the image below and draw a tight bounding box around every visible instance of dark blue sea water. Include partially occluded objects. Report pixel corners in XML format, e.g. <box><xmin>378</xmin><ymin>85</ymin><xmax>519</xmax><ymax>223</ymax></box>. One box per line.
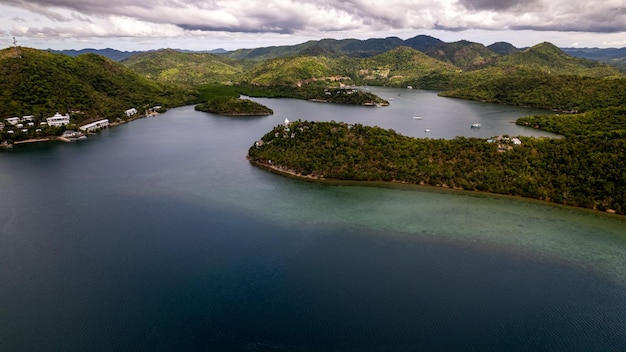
<box><xmin>1</xmin><ymin>89</ymin><xmax>625</xmax><ymax>351</ymax></box>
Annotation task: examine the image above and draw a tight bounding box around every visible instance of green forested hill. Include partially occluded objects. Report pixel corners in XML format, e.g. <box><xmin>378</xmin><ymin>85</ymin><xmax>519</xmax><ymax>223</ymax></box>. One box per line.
<box><xmin>354</xmin><ymin>47</ymin><xmax>460</xmax><ymax>87</ymax></box>
<box><xmin>487</xmin><ymin>42</ymin><xmax>520</xmax><ymax>55</ymax></box>
<box><xmin>0</xmin><ymin>47</ymin><xmax>198</xmax><ymax>122</ymax></box>
<box><xmin>240</xmin><ymin>55</ymin><xmax>348</xmax><ymax>86</ymax></box>
<box><xmin>441</xmin><ymin>75</ymin><xmax>626</xmax><ymax>112</ymax></box>
<box><xmin>122</xmin><ymin>49</ymin><xmax>250</xmax><ymax>86</ymax></box>
<box><xmin>517</xmin><ymin>106</ymin><xmax>626</xmax><ymax>137</ymax></box>
<box><xmin>237</xmin><ymin>47</ymin><xmax>461</xmax><ymax>89</ymax></box>
<box><xmin>495</xmin><ymin>42</ymin><xmax>618</xmax><ymax>77</ymax></box>
<box><xmin>439</xmin><ymin>43</ymin><xmax>624</xmax><ymax>109</ymax></box>
<box><xmin>236</xmin><ymin>43</ymin><xmax>621</xmax><ymax>92</ymax></box>
<box><xmin>424</xmin><ymin>40</ymin><xmax>500</xmax><ymax>70</ymax></box>
<box><xmin>225</xmin><ymin>36</ymin><xmax>413</xmax><ymax>60</ymax></box>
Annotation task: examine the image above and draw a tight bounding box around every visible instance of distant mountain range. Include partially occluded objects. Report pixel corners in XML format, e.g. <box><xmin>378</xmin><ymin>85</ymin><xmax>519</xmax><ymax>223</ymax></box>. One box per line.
<box><xmin>48</xmin><ymin>47</ymin><xmax>228</xmax><ymax>62</ymax></box>
<box><xmin>47</xmin><ymin>35</ymin><xmax>626</xmax><ymax>70</ymax></box>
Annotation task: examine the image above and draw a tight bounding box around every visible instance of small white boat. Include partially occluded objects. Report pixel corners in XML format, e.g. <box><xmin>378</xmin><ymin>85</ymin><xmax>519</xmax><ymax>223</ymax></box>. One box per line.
<box><xmin>424</xmin><ymin>128</ymin><xmax>430</xmax><ymax>132</ymax></box>
<box><xmin>470</xmin><ymin>123</ymin><xmax>481</xmax><ymax>128</ymax></box>
<box><xmin>413</xmin><ymin>116</ymin><xmax>422</xmax><ymax>120</ymax></box>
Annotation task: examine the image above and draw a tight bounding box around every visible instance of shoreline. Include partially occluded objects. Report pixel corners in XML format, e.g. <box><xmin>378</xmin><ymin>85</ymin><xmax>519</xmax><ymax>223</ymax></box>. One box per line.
<box><xmin>247</xmin><ymin>158</ymin><xmax>623</xmax><ymax>218</ymax></box>
<box><xmin>3</xmin><ymin>112</ymin><xmax>155</xmax><ymax>148</ymax></box>
<box><xmin>12</xmin><ymin>137</ymin><xmax>52</xmax><ymax>145</ymax></box>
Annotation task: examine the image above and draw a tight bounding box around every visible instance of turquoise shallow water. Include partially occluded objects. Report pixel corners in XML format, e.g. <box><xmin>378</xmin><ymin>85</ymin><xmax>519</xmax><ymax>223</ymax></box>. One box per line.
<box><xmin>1</xmin><ymin>91</ymin><xmax>625</xmax><ymax>351</ymax></box>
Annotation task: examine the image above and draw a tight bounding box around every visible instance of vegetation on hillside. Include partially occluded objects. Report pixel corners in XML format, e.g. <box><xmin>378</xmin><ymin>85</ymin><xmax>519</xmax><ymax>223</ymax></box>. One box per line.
<box><xmin>516</xmin><ymin>106</ymin><xmax>626</xmax><ymax>136</ymax></box>
<box><xmin>494</xmin><ymin>42</ymin><xmax>617</xmax><ymax>77</ymax></box>
<box><xmin>241</xmin><ymin>55</ymin><xmax>347</xmax><ymax>86</ymax></box>
<box><xmin>122</xmin><ymin>49</ymin><xmax>250</xmax><ymax>86</ymax></box>
<box><xmin>0</xmin><ymin>48</ymin><xmax>197</xmax><ymax>119</ymax></box>
<box><xmin>224</xmin><ymin>36</ymin><xmax>411</xmax><ymax>60</ymax></box>
<box><xmin>441</xmin><ymin>74</ymin><xmax>626</xmax><ymax>112</ymax></box>
<box><xmin>0</xmin><ymin>47</ymin><xmax>199</xmax><ymax>143</ymax></box>
<box><xmin>353</xmin><ymin>47</ymin><xmax>460</xmax><ymax>88</ymax></box>
<box><xmin>248</xmin><ymin>118</ymin><xmax>626</xmax><ymax>214</ymax></box>
<box><xmin>424</xmin><ymin>40</ymin><xmax>500</xmax><ymax>70</ymax></box>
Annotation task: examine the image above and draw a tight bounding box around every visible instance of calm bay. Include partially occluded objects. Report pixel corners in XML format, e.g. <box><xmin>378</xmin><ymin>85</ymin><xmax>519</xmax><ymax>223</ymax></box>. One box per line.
<box><xmin>1</xmin><ymin>88</ymin><xmax>624</xmax><ymax>351</ymax></box>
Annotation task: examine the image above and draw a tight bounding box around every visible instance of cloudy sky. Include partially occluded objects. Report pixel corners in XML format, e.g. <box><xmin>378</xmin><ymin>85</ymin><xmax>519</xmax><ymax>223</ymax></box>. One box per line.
<box><xmin>1</xmin><ymin>0</ymin><xmax>625</xmax><ymax>51</ymax></box>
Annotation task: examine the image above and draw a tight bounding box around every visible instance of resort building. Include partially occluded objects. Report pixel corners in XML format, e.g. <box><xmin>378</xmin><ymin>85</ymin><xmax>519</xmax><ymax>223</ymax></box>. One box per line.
<box><xmin>5</xmin><ymin>117</ymin><xmax>20</xmax><ymax>125</ymax></box>
<box><xmin>125</xmin><ymin>108</ymin><xmax>138</xmax><ymax>117</ymax></box>
<box><xmin>62</xmin><ymin>130</ymin><xmax>80</xmax><ymax>138</ymax></box>
<box><xmin>46</xmin><ymin>113</ymin><xmax>71</xmax><ymax>127</ymax></box>
<box><xmin>5</xmin><ymin>116</ymin><xmax>36</xmax><ymax>127</ymax></box>
<box><xmin>79</xmin><ymin>119</ymin><xmax>109</xmax><ymax>132</ymax></box>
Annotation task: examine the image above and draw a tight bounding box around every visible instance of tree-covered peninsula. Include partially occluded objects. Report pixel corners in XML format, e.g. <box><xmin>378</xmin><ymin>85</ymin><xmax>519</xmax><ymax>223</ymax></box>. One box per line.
<box><xmin>248</xmin><ymin>118</ymin><xmax>626</xmax><ymax>215</ymax></box>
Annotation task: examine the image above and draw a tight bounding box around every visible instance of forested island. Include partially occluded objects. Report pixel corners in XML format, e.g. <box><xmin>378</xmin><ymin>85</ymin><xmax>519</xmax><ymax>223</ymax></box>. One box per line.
<box><xmin>236</xmin><ymin>85</ymin><xmax>390</xmax><ymax>106</ymax></box>
<box><xmin>192</xmin><ymin>84</ymin><xmax>388</xmax><ymax>117</ymax></box>
<box><xmin>195</xmin><ymin>96</ymin><xmax>273</xmax><ymax>116</ymax></box>
<box><xmin>248</xmin><ymin>114</ymin><xmax>626</xmax><ymax>215</ymax></box>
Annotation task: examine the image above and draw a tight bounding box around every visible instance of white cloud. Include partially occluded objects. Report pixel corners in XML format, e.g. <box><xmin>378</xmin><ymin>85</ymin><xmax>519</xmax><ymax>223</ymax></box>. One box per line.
<box><xmin>0</xmin><ymin>0</ymin><xmax>625</xmax><ymax>50</ymax></box>
<box><xmin>108</xmin><ymin>16</ymin><xmax>183</xmax><ymax>37</ymax></box>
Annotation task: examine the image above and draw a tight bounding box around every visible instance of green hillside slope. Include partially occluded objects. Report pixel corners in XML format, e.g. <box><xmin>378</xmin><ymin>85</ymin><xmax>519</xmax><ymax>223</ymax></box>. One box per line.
<box><xmin>122</xmin><ymin>49</ymin><xmax>250</xmax><ymax>86</ymax></box>
<box><xmin>440</xmin><ymin>43</ymin><xmax>624</xmax><ymax>109</ymax></box>
<box><xmin>495</xmin><ymin>42</ymin><xmax>618</xmax><ymax>77</ymax></box>
<box><xmin>441</xmin><ymin>75</ymin><xmax>626</xmax><ymax>112</ymax></box>
<box><xmin>238</xmin><ymin>47</ymin><xmax>461</xmax><ymax>89</ymax></box>
<box><xmin>241</xmin><ymin>55</ymin><xmax>349</xmax><ymax>86</ymax></box>
<box><xmin>424</xmin><ymin>40</ymin><xmax>500</xmax><ymax>70</ymax></box>
<box><xmin>355</xmin><ymin>46</ymin><xmax>461</xmax><ymax>88</ymax></box>
<box><xmin>0</xmin><ymin>48</ymin><xmax>198</xmax><ymax>122</ymax></box>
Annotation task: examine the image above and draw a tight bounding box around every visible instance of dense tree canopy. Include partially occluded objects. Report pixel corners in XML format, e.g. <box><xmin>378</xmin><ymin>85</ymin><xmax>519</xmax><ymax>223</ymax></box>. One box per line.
<box><xmin>249</xmin><ymin>118</ymin><xmax>626</xmax><ymax>214</ymax></box>
<box><xmin>195</xmin><ymin>96</ymin><xmax>273</xmax><ymax>116</ymax></box>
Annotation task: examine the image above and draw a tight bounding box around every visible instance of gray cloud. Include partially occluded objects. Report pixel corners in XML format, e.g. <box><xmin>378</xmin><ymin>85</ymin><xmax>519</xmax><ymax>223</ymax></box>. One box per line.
<box><xmin>2</xmin><ymin>0</ymin><xmax>625</xmax><ymax>41</ymax></box>
<box><xmin>458</xmin><ymin>0</ymin><xmax>540</xmax><ymax>11</ymax></box>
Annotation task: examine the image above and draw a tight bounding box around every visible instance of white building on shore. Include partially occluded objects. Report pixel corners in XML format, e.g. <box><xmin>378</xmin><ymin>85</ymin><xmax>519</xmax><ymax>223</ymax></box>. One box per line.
<box><xmin>5</xmin><ymin>117</ymin><xmax>20</xmax><ymax>125</ymax></box>
<box><xmin>46</xmin><ymin>113</ymin><xmax>70</xmax><ymax>127</ymax></box>
<box><xmin>79</xmin><ymin>119</ymin><xmax>109</xmax><ymax>132</ymax></box>
<box><xmin>125</xmin><ymin>108</ymin><xmax>138</xmax><ymax>117</ymax></box>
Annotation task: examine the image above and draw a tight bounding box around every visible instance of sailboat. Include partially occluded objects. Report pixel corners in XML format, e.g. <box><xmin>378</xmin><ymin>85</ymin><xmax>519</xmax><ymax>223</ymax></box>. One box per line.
<box><xmin>412</xmin><ymin>107</ymin><xmax>422</xmax><ymax>120</ymax></box>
